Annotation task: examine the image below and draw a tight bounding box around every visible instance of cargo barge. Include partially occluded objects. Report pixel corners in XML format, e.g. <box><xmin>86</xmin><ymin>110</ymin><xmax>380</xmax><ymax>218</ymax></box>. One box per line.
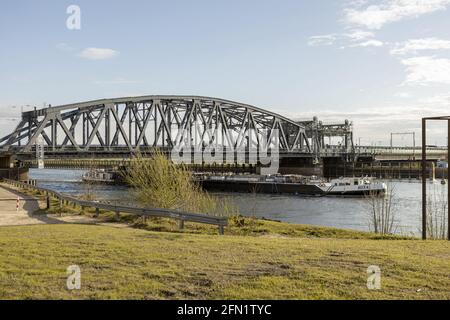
<box><xmin>83</xmin><ymin>170</ymin><xmax>386</xmax><ymax>196</ymax></box>
<box><xmin>195</xmin><ymin>174</ymin><xmax>386</xmax><ymax>196</ymax></box>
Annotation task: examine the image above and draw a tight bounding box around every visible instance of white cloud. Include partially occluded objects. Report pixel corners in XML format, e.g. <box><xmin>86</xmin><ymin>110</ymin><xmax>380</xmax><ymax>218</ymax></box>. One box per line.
<box><xmin>345</xmin><ymin>0</ymin><xmax>450</xmax><ymax>30</ymax></box>
<box><xmin>395</xmin><ymin>92</ymin><xmax>412</xmax><ymax>98</ymax></box>
<box><xmin>346</xmin><ymin>30</ymin><xmax>375</xmax><ymax>41</ymax></box>
<box><xmin>350</xmin><ymin>39</ymin><xmax>384</xmax><ymax>47</ymax></box>
<box><xmin>285</xmin><ymin>103</ymin><xmax>448</xmax><ymax>145</ymax></box>
<box><xmin>391</xmin><ymin>38</ymin><xmax>450</xmax><ymax>55</ymax></box>
<box><xmin>402</xmin><ymin>56</ymin><xmax>450</xmax><ymax>85</ymax></box>
<box><xmin>419</xmin><ymin>92</ymin><xmax>450</xmax><ymax>105</ymax></box>
<box><xmin>308</xmin><ymin>34</ymin><xmax>338</xmax><ymax>46</ymax></box>
<box><xmin>79</xmin><ymin>48</ymin><xmax>119</xmax><ymax>60</ymax></box>
<box><xmin>308</xmin><ymin>30</ymin><xmax>377</xmax><ymax>47</ymax></box>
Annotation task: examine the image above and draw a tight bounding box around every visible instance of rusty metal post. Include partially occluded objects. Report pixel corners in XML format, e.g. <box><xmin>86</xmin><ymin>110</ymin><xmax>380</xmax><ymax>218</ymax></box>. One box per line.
<box><xmin>46</xmin><ymin>196</ymin><xmax>50</xmax><ymax>209</ymax></box>
<box><xmin>421</xmin><ymin>118</ymin><xmax>427</xmax><ymax>240</ymax></box>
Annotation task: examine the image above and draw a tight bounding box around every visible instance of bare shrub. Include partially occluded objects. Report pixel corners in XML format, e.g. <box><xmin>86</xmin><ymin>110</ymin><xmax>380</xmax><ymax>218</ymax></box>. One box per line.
<box><xmin>80</xmin><ymin>163</ymin><xmax>98</xmax><ymax>201</ymax></box>
<box><xmin>124</xmin><ymin>151</ymin><xmax>237</xmax><ymax>217</ymax></box>
<box><xmin>365</xmin><ymin>183</ymin><xmax>398</xmax><ymax>235</ymax></box>
<box><xmin>426</xmin><ymin>185</ymin><xmax>448</xmax><ymax>240</ymax></box>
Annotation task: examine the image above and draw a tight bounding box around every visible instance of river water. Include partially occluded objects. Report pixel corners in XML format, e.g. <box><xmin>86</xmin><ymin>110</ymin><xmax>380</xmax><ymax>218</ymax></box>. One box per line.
<box><xmin>29</xmin><ymin>169</ymin><xmax>448</xmax><ymax>236</ymax></box>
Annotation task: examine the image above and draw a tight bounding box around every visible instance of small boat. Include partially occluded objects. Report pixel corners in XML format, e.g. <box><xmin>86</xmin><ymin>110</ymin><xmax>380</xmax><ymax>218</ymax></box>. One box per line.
<box><xmin>82</xmin><ymin>169</ymin><xmax>123</xmax><ymax>184</ymax></box>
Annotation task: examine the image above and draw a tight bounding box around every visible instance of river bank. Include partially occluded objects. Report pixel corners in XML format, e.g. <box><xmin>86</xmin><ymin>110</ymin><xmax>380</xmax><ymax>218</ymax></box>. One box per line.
<box><xmin>1</xmin><ymin>182</ymin><xmax>449</xmax><ymax>299</ymax></box>
<box><xmin>29</xmin><ymin>169</ymin><xmax>448</xmax><ymax>236</ymax></box>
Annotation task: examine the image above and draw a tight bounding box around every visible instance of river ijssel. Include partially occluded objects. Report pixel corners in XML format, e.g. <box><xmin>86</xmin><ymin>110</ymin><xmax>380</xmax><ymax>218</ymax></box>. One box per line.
<box><xmin>29</xmin><ymin>169</ymin><xmax>448</xmax><ymax>236</ymax></box>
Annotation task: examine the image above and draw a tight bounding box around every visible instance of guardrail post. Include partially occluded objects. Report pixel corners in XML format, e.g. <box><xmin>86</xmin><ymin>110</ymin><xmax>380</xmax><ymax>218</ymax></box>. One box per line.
<box><xmin>46</xmin><ymin>196</ymin><xmax>50</xmax><ymax>209</ymax></box>
<box><xmin>115</xmin><ymin>211</ymin><xmax>120</xmax><ymax>221</ymax></box>
<box><xmin>59</xmin><ymin>198</ymin><xmax>63</xmax><ymax>216</ymax></box>
<box><xmin>95</xmin><ymin>208</ymin><xmax>100</xmax><ymax>218</ymax></box>
<box><xmin>219</xmin><ymin>225</ymin><xmax>224</xmax><ymax>235</ymax></box>
<box><xmin>178</xmin><ymin>219</ymin><xmax>185</xmax><ymax>230</ymax></box>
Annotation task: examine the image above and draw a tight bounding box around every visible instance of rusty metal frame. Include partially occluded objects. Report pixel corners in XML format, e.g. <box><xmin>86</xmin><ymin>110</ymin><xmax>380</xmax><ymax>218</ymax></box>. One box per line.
<box><xmin>421</xmin><ymin>116</ymin><xmax>450</xmax><ymax>240</ymax></box>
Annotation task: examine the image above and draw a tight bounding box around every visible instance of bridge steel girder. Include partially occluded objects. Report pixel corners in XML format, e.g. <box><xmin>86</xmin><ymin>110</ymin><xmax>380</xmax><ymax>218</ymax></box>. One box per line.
<box><xmin>0</xmin><ymin>96</ymin><xmax>313</xmax><ymax>159</ymax></box>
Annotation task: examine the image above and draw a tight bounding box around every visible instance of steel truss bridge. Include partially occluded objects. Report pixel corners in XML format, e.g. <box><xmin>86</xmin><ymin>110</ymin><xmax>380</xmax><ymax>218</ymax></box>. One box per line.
<box><xmin>0</xmin><ymin>96</ymin><xmax>355</xmax><ymax>163</ymax></box>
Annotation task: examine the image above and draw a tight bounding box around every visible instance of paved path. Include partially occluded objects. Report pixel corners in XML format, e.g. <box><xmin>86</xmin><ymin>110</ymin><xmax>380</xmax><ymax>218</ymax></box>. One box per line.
<box><xmin>0</xmin><ymin>184</ymin><xmax>45</xmax><ymax>226</ymax></box>
<box><xmin>0</xmin><ymin>184</ymin><xmax>95</xmax><ymax>226</ymax></box>
<box><xmin>0</xmin><ymin>184</ymin><xmax>128</xmax><ymax>227</ymax></box>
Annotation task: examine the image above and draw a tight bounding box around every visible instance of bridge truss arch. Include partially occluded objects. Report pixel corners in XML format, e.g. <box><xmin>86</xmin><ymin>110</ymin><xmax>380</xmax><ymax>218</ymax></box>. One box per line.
<box><xmin>0</xmin><ymin>96</ymin><xmax>312</xmax><ymax>159</ymax></box>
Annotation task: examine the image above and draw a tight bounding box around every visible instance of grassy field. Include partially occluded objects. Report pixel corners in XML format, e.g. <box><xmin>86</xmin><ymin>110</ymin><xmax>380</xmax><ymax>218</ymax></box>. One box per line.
<box><xmin>0</xmin><ymin>183</ymin><xmax>448</xmax><ymax>300</ymax></box>
<box><xmin>0</xmin><ymin>217</ymin><xmax>449</xmax><ymax>299</ymax></box>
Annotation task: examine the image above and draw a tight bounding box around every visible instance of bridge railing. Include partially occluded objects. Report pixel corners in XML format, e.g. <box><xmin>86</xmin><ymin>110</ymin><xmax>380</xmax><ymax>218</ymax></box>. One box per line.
<box><xmin>355</xmin><ymin>146</ymin><xmax>447</xmax><ymax>155</ymax></box>
<box><xmin>1</xmin><ymin>178</ymin><xmax>228</xmax><ymax>234</ymax></box>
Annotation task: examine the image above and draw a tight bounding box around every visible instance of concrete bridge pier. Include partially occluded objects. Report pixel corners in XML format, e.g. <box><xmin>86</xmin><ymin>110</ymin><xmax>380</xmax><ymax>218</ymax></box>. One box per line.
<box><xmin>0</xmin><ymin>155</ymin><xmax>29</xmax><ymax>180</ymax></box>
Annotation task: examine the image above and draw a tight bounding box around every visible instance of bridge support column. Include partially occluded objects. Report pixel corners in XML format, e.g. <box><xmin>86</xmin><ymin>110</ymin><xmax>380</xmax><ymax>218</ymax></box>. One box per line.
<box><xmin>0</xmin><ymin>156</ymin><xmax>29</xmax><ymax>181</ymax></box>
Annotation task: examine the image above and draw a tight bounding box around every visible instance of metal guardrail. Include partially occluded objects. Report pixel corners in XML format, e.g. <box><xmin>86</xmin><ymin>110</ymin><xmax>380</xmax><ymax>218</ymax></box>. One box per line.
<box><xmin>1</xmin><ymin>178</ymin><xmax>228</xmax><ymax>234</ymax></box>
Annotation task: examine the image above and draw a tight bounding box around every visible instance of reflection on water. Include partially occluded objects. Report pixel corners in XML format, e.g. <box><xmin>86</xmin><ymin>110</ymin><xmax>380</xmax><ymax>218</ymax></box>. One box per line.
<box><xmin>29</xmin><ymin>169</ymin><xmax>448</xmax><ymax>236</ymax></box>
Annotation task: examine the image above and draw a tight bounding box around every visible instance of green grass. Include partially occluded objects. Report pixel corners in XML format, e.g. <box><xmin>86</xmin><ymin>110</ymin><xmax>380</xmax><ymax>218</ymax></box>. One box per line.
<box><xmin>1</xmin><ymin>183</ymin><xmax>449</xmax><ymax>300</ymax></box>
<box><xmin>0</xmin><ymin>223</ymin><xmax>449</xmax><ymax>300</ymax></box>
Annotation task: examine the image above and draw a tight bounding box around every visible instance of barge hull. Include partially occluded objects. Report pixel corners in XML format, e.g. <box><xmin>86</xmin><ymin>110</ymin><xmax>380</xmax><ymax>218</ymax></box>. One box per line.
<box><xmin>198</xmin><ymin>180</ymin><xmax>325</xmax><ymax>196</ymax></box>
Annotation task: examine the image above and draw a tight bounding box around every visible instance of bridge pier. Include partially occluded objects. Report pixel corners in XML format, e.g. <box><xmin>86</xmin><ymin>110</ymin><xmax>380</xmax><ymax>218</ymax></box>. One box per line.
<box><xmin>0</xmin><ymin>156</ymin><xmax>29</xmax><ymax>180</ymax></box>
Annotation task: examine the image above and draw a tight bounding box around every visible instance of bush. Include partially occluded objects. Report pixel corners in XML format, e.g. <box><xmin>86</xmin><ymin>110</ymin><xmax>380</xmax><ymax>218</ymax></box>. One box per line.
<box><xmin>123</xmin><ymin>150</ymin><xmax>237</xmax><ymax>217</ymax></box>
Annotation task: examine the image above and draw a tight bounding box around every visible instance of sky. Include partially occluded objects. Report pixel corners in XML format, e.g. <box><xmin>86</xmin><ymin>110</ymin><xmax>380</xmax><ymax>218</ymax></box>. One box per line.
<box><xmin>1</xmin><ymin>0</ymin><xmax>449</xmax><ymax>146</ymax></box>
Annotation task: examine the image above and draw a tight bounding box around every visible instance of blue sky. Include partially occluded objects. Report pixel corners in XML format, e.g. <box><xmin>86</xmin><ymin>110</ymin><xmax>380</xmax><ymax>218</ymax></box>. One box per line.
<box><xmin>1</xmin><ymin>0</ymin><xmax>450</xmax><ymax>145</ymax></box>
